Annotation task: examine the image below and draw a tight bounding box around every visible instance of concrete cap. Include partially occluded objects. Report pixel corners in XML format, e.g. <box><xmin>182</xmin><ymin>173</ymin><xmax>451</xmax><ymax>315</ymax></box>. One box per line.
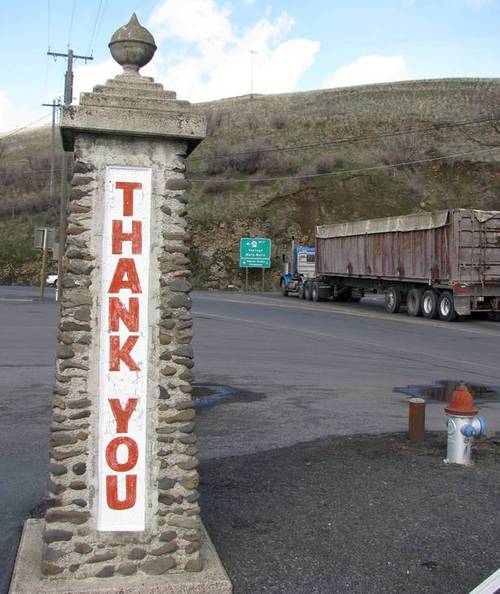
<box><xmin>60</xmin><ymin>16</ymin><xmax>206</xmax><ymax>154</ymax></box>
<box><xmin>109</xmin><ymin>13</ymin><xmax>157</xmax><ymax>75</ymax></box>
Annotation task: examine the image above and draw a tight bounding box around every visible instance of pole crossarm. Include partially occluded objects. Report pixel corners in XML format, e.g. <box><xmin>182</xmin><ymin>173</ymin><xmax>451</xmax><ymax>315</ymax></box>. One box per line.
<box><xmin>47</xmin><ymin>50</ymin><xmax>94</xmax><ymax>62</ymax></box>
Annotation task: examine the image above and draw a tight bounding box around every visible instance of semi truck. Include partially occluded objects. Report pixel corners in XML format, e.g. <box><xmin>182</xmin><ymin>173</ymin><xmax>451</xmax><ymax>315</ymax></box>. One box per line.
<box><xmin>281</xmin><ymin>209</ymin><xmax>500</xmax><ymax>321</ymax></box>
<box><xmin>280</xmin><ymin>244</ymin><xmax>316</xmax><ymax>298</ymax></box>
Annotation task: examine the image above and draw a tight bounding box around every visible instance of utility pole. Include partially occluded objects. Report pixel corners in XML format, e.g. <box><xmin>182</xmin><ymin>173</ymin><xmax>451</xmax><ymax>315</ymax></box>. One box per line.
<box><xmin>39</xmin><ymin>229</ymin><xmax>49</xmax><ymax>301</ymax></box>
<box><xmin>41</xmin><ymin>98</ymin><xmax>61</xmax><ymax>208</ymax></box>
<box><xmin>249</xmin><ymin>50</ymin><xmax>258</xmax><ymax>97</ymax></box>
<box><xmin>47</xmin><ymin>49</ymin><xmax>93</xmax><ymax>299</ymax></box>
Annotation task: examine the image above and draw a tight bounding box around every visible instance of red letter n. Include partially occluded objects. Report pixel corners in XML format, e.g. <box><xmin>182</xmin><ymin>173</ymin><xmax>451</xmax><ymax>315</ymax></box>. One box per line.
<box><xmin>112</xmin><ymin>220</ymin><xmax>142</xmax><ymax>255</ymax></box>
<box><xmin>115</xmin><ymin>181</ymin><xmax>142</xmax><ymax>217</ymax></box>
<box><xmin>109</xmin><ymin>297</ymin><xmax>139</xmax><ymax>332</ymax></box>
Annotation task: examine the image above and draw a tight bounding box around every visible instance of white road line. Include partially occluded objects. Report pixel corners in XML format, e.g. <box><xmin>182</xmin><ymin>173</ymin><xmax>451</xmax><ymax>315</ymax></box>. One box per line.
<box><xmin>194</xmin><ymin>294</ymin><xmax>500</xmax><ymax>338</ymax></box>
<box><xmin>192</xmin><ymin>310</ymin><xmax>500</xmax><ymax>377</ymax></box>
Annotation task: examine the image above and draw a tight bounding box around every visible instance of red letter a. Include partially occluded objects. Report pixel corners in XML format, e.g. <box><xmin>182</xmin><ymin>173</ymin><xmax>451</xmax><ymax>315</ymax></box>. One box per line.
<box><xmin>108</xmin><ymin>258</ymin><xmax>142</xmax><ymax>294</ymax></box>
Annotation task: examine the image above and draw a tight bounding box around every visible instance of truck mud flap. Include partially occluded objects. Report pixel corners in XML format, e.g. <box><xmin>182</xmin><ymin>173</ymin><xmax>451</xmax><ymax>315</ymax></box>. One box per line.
<box><xmin>453</xmin><ymin>295</ymin><xmax>471</xmax><ymax>316</ymax></box>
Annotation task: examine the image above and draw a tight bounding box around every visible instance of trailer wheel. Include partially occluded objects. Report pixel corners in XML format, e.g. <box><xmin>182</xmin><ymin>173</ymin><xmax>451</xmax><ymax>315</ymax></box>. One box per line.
<box><xmin>280</xmin><ymin>281</ymin><xmax>289</xmax><ymax>297</ymax></box>
<box><xmin>422</xmin><ymin>289</ymin><xmax>439</xmax><ymax>319</ymax></box>
<box><xmin>312</xmin><ymin>282</ymin><xmax>321</xmax><ymax>302</ymax></box>
<box><xmin>385</xmin><ymin>287</ymin><xmax>401</xmax><ymax>314</ymax></box>
<box><xmin>407</xmin><ymin>288</ymin><xmax>423</xmax><ymax>317</ymax></box>
<box><xmin>298</xmin><ymin>282</ymin><xmax>306</xmax><ymax>300</ymax></box>
<box><xmin>438</xmin><ymin>291</ymin><xmax>457</xmax><ymax>322</ymax></box>
<box><xmin>304</xmin><ymin>281</ymin><xmax>313</xmax><ymax>301</ymax></box>
<box><xmin>334</xmin><ymin>288</ymin><xmax>350</xmax><ymax>302</ymax></box>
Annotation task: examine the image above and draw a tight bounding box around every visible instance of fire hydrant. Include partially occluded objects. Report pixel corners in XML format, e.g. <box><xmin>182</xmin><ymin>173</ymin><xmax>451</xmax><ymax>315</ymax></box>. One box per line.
<box><xmin>444</xmin><ymin>383</ymin><xmax>486</xmax><ymax>465</ymax></box>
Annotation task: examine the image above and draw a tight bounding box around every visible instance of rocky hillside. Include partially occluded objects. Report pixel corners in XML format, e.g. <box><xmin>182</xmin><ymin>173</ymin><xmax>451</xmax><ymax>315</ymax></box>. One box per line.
<box><xmin>2</xmin><ymin>78</ymin><xmax>500</xmax><ymax>287</ymax></box>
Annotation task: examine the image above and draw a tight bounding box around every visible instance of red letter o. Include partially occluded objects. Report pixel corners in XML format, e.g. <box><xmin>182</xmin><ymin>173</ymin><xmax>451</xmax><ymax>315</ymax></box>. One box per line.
<box><xmin>105</xmin><ymin>436</ymin><xmax>138</xmax><ymax>472</ymax></box>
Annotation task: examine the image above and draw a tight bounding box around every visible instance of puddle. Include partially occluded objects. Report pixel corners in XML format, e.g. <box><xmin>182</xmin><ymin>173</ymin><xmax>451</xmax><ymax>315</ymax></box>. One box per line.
<box><xmin>394</xmin><ymin>380</ymin><xmax>500</xmax><ymax>403</ymax></box>
<box><xmin>192</xmin><ymin>382</ymin><xmax>265</xmax><ymax>410</ymax></box>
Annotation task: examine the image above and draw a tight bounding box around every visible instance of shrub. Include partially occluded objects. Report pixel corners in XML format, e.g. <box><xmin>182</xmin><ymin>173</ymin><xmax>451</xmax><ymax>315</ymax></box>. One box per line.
<box><xmin>202</xmin><ymin>180</ymin><xmax>226</xmax><ymax>195</ymax></box>
<box><xmin>272</xmin><ymin>114</ymin><xmax>288</xmax><ymax>129</ymax></box>
<box><xmin>204</xmin><ymin>156</ymin><xmax>226</xmax><ymax>176</ymax></box>
<box><xmin>315</xmin><ymin>155</ymin><xmax>345</xmax><ymax>174</ymax></box>
<box><xmin>206</xmin><ymin>109</ymin><xmax>224</xmax><ymax>134</ymax></box>
<box><xmin>226</xmin><ymin>142</ymin><xmax>264</xmax><ymax>174</ymax></box>
<box><xmin>259</xmin><ymin>154</ymin><xmax>300</xmax><ymax>176</ymax></box>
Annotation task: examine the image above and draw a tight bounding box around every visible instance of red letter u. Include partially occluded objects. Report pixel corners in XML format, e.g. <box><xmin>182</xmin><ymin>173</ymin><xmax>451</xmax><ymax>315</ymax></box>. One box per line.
<box><xmin>106</xmin><ymin>474</ymin><xmax>137</xmax><ymax>510</ymax></box>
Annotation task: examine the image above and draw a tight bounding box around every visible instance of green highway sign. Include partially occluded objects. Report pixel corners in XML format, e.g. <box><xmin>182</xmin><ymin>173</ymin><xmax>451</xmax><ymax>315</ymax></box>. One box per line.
<box><xmin>240</xmin><ymin>237</ymin><xmax>271</xmax><ymax>268</ymax></box>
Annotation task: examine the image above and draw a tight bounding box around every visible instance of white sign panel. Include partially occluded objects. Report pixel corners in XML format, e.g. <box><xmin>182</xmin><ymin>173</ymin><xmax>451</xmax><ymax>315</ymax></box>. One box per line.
<box><xmin>98</xmin><ymin>166</ymin><xmax>151</xmax><ymax>531</ymax></box>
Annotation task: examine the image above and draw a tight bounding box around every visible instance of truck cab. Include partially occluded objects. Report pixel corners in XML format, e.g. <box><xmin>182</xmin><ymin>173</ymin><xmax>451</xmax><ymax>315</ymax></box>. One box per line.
<box><xmin>280</xmin><ymin>246</ymin><xmax>316</xmax><ymax>297</ymax></box>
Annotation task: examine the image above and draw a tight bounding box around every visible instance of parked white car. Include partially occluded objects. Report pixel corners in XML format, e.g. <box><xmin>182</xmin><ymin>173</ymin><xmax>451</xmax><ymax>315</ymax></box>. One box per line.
<box><xmin>46</xmin><ymin>274</ymin><xmax>58</xmax><ymax>287</ymax></box>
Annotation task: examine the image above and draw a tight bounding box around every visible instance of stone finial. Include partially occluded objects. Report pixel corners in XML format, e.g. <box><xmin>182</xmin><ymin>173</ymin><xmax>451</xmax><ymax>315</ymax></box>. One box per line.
<box><xmin>109</xmin><ymin>13</ymin><xmax>157</xmax><ymax>74</ymax></box>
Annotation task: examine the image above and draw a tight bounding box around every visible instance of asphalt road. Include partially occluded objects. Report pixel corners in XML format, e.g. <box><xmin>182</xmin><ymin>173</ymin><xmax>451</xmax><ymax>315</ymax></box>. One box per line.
<box><xmin>0</xmin><ymin>286</ymin><xmax>499</xmax><ymax>593</ymax></box>
<box><xmin>192</xmin><ymin>290</ymin><xmax>500</xmax><ymax>460</ymax></box>
<box><xmin>0</xmin><ymin>287</ymin><xmax>56</xmax><ymax>594</ymax></box>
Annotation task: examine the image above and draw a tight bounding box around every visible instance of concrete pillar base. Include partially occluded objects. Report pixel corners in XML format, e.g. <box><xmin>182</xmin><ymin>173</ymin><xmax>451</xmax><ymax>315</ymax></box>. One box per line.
<box><xmin>9</xmin><ymin>520</ymin><xmax>232</xmax><ymax>594</ymax></box>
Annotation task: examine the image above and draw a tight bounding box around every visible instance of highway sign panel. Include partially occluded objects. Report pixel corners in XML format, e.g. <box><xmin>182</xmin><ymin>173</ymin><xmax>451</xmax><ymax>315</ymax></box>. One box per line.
<box><xmin>240</xmin><ymin>237</ymin><xmax>271</xmax><ymax>268</ymax></box>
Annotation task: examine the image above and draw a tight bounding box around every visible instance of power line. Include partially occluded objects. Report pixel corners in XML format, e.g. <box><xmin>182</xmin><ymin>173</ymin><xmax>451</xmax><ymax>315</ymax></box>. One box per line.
<box><xmin>189</xmin><ymin>114</ymin><xmax>500</xmax><ymax>162</ymax></box>
<box><xmin>68</xmin><ymin>0</ymin><xmax>77</xmax><ymax>47</ymax></box>
<box><xmin>6</xmin><ymin>144</ymin><xmax>500</xmax><ymax>180</ymax></box>
<box><xmin>90</xmin><ymin>0</ymin><xmax>108</xmax><ymax>56</ymax></box>
<box><xmin>87</xmin><ymin>0</ymin><xmax>104</xmax><ymax>55</ymax></box>
<box><xmin>0</xmin><ymin>113</ymin><xmax>52</xmax><ymax>139</ymax></box>
<box><xmin>188</xmin><ymin>145</ymin><xmax>500</xmax><ymax>184</ymax></box>
<box><xmin>5</xmin><ymin>168</ymin><xmax>62</xmax><ymax>175</ymax></box>
<box><xmin>47</xmin><ymin>0</ymin><xmax>51</xmax><ymax>49</ymax></box>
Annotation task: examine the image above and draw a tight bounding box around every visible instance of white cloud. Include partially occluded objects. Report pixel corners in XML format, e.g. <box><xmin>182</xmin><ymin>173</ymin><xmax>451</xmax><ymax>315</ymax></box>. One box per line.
<box><xmin>409</xmin><ymin>0</ymin><xmax>497</xmax><ymax>6</ymax></box>
<box><xmin>147</xmin><ymin>0</ymin><xmax>320</xmax><ymax>101</ymax></box>
<box><xmin>0</xmin><ymin>90</ymin><xmax>46</xmax><ymax>135</ymax></box>
<box><xmin>455</xmin><ymin>0</ymin><xmax>497</xmax><ymax>6</ymax></box>
<box><xmin>63</xmin><ymin>1</ymin><xmax>319</xmax><ymax>104</ymax></box>
<box><xmin>73</xmin><ymin>58</ymin><xmax>121</xmax><ymax>103</ymax></box>
<box><xmin>149</xmin><ymin>0</ymin><xmax>234</xmax><ymax>55</ymax></box>
<box><xmin>323</xmin><ymin>55</ymin><xmax>407</xmax><ymax>89</ymax></box>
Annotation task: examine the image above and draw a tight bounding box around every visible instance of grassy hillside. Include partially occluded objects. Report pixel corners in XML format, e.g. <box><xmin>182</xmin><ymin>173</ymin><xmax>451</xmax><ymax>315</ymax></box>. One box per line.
<box><xmin>0</xmin><ymin>126</ymin><xmax>62</xmax><ymax>283</ymax></box>
<box><xmin>2</xmin><ymin>78</ymin><xmax>500</xmax><ymax>287</ymax></box>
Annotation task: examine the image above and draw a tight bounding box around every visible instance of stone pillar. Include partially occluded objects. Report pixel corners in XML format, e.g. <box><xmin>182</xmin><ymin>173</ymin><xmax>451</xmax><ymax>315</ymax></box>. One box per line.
<box><xmin>10</xmin><ymin>14</ymin><xmax>231</xmax><ymax>594</ymax></box>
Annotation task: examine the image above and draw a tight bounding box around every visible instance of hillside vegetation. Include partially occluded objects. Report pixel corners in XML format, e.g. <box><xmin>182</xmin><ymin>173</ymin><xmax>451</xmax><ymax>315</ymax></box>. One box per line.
<box><xmin>2</xmin><ymin>78</ymin><xmax>500</xmax><ymax>287</ymax></box>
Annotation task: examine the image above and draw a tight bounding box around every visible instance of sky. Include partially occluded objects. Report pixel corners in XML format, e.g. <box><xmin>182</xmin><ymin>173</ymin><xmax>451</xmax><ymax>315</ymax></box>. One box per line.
<box><xmin>1</xmin><ymin>0</ymin><xmax>500</xmax><ymax>134</ymax></box>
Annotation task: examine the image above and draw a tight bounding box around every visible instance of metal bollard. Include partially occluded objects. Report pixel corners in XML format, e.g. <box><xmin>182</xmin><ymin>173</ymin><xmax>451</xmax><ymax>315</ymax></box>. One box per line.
<box><xmin>408</xmin><ymin>397</ymin><xmax>426</xmax><ymax>442</ymax></box>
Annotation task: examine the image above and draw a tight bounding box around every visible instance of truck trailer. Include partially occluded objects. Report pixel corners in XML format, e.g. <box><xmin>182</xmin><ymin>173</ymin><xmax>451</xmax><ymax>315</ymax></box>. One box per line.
<box><xmin>288</xmin><ymin>209</ymin><xmax>500</xmax><ymax>321</ymax></box>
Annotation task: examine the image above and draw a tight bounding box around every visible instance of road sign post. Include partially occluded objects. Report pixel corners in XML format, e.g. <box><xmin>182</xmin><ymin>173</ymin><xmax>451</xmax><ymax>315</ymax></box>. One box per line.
<box><xmin>35</xmin><ymin>228</ymin><xmax>55</xmax><ymax>301</ymax></box>
<box><xmin>39</xmin><ymin>229</ymin><xmax>48</xmax><ymax>301</ymax></box>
